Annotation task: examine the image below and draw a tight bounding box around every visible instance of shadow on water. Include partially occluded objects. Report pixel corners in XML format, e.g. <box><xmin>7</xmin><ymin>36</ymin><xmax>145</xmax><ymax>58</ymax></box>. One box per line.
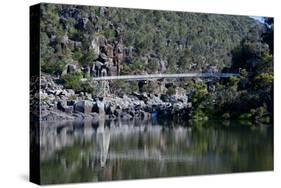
<box><xmin>39</xmin><ymin>118</ymin><xmax>273</xmax><ymax>184</ymax></box>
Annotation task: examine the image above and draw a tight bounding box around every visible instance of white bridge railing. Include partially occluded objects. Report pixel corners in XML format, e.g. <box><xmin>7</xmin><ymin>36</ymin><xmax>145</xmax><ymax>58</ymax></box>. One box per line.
<box><xmin>81</xmin><ymin>73</ymin><xmax>239</xmax><ymax>81</ymax></box>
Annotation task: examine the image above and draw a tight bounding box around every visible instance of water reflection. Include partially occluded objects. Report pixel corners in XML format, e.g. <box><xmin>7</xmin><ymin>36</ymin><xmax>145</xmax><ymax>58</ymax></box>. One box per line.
<box><xmin>96</xmin><ymin>118</ymin><xmax>110</xmax><ymax>167</ymax></box>
<box><xmin>40</xmin><ymin>120</ymin><xmax>273</xmax><ymax>184</ymax></box>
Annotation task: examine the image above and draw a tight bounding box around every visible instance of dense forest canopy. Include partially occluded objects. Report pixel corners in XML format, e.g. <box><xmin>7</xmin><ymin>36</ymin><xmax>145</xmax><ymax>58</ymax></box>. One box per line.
<box><xmin>40</xmin><ymin>4</ymin><xmax>265</xmax><ymax>75</ymax></box>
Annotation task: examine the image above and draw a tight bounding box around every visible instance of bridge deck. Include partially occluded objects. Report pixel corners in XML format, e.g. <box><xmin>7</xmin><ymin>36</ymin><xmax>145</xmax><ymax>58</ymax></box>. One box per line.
<box><xmin>82</xmin><ymin>73</ymin><xmax>239</xmax><ymax>81</ymax></box>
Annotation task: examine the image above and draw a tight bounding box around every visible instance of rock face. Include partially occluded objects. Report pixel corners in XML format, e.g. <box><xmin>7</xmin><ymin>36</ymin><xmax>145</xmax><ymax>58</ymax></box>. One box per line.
<box><xmin>62</xmin><ymin>63</ymin><xmax>78</xmax><ymax>76</ymax></box>
<box><xmin>40</xmin><ymin>74</ymin><xmax>192</xmax><ymax>121</ymax></box>
<box><xmin>91</xmin><ymin>36</ymin><xmax>100</xmax><ymax>56</ymax></box>
<box><xmin>74</xmin><ymin>100</ymin><xmax>93</xmax><ymax>113</ymax></box>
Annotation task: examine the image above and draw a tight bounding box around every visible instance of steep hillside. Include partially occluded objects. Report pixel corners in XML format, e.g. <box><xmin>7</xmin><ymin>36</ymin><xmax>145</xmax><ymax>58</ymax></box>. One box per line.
<box><xmin>39</xmin><ymin>3</ymin><xmax>263</xmax><ymax>76</ymax></box>
<box><xmin>38</xmin><ymin>3</ymin><xmax>273</xmax><ymax>123</ymax></box>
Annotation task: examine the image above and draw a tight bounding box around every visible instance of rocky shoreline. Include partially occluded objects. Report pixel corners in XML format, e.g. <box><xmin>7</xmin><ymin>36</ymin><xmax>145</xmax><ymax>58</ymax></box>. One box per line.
<box><xmin>40</xmin><ymin>74</ymin><xmax>192</xmax><ymax>121</ymax></box>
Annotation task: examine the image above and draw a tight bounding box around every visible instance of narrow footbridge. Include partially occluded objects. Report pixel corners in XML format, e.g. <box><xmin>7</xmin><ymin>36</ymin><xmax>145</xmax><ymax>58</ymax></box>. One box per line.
<box><xmin>81</xmin><ymin>72</ymin><xmax>239</xmax><ymax>97</ymax></box>
<box><xmin>84</xmin><ymin>72</ymin><xmax>239</xmax><ymax>81</ymax></box>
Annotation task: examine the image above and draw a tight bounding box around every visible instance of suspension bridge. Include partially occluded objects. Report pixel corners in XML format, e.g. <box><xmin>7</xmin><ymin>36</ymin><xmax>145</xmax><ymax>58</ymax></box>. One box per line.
<box><xmin>81</xmin><ymin>72</ymin><xmax>239</xmax><ymax>81</ymax></box>
<box><xmin>81</xmin><ymin>72</ymin><xmax>240</xmax><ymax>97</ymax></box>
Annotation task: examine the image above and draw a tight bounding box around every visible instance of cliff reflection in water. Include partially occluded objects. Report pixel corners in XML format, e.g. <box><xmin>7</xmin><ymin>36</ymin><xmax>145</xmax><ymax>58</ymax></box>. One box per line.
<box><xmin>40</xmin><ymin>119</ymin><xmax>273</xmax><ymax>184</ymax></box>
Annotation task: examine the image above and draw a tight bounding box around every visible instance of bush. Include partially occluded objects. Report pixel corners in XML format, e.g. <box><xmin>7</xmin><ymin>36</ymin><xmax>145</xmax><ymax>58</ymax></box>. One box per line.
<box><xmin>166</xmin><ymin>86</ymin><xmax>176</xmax><ymax>96</ymax></box>
<box><xmin>238</xmin><ymin>113</ymin><xmax>252</xmax><ymax>120</ymax></box>
<box><xmin>192</xmin><ymin>109</ymin><xmax>208</xmax><ymax>121</ymax></box>
<box><xmin>253</xmin><ymin>73</ymin><xmax>273</xmax><ymax>90</ymax></box>
<box><xmin>80</xmin><ymin>48</ymin><xmax>96</xmax><ymax>66</ymax></box>
<box><xmin>110</xmin><ymin>80</ymin><xmax>138</xmax><ymax>96</ymax></box>
<box><xmin>101</xmin><ymin>28</ymin><xmax>116</xmax><ymax>41</ymax></box>
<box><xmin>227</xmin><ymin>76</ymin><xmax>240</xmax><ymax>87</ymax></box>
<box><xmin>41</xmin><ymin>60</ymin><xmax>66</xmax><ymax>75</ymax></box>
<box><xmin>191</xmin><ymin>82</ymin><xmax>208</xmax><ymax>107</ymax></box>
<box><xmin>147</xmin><ymin>58</ymin><xmax>160</xmax><ymax>73</ymax></box>
<box><xmin>141</xmin><ymin>81</ymin><xmax>160</xmax><ymax>94</ymax></box>
<box><xmin>122</xmin><ymin>58</ymin><xmax>145</xmax><ymax>75</ymax></box>
<box><xmin>62</xmin><ymin>72</ymin><xmax>83</xmax><ymax>91</ymax></box>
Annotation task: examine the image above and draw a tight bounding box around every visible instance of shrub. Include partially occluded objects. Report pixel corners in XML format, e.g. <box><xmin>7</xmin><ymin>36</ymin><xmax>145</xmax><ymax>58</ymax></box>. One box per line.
<box><xmin>166</xmin><ymin>86</ymin><xmax>176</xmax><ymax>96</ymax></box>
<box><xmin>68</xmin><ymin>95</ymin><xmax>77</xmax><ymax>100</ymax></box>
<box><xmin>41</xmin><ymin>60</ymin><xmax>66</xmax><ymax>75</ymax></box>
<box><xmin>253</xmin><ymin>73</ymin><xmax>273</xmax><ymax>90</ymax></box>
<box><xmin>101</xmin><ymin>28</ymin><xmax>116</xmax><ymax>41</ymax></box>
<box><xmin>80</xmin><ymin>48</ymin><xmax>96</xmax><ymax>66</ymax></box>
<box><xmin>110</xmin><ymin>80</ymin><xmax>138</xmax><ymax>96</ymax></box>
<box><xmin>62</xmin><ymin>72</ymin><xmax>83</xmax><ymax>91</ymax></box>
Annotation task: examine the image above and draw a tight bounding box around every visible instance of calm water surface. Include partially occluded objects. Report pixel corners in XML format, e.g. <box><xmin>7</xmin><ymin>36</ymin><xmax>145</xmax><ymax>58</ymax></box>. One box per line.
<box><xmin>40</xmin><ymin>119</ymin><xmax>273</xmax><ymax>184</ymax></box>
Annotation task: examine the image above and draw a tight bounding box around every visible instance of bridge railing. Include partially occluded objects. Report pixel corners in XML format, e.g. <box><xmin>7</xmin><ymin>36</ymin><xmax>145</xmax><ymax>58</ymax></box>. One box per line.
<box><xmin>81</xmin><ymin>72</ymin><xmax>240</xmax><ymax>81</ymax></box>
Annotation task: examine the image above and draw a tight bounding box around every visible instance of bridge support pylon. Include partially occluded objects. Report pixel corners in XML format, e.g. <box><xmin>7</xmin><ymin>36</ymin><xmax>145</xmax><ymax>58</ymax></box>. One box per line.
<box><xmin>96</xmin><ymin>69</ymin><xmax>110</xmax><ymax>97</ymax></box>
<box><xmin>97</xmin><ymin>80</ymin><xmax>110</xmax><ymax>97</ymax></box>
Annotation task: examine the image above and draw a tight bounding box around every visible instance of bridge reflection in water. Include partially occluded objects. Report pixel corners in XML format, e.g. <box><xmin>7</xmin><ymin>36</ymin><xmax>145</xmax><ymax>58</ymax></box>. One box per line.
<box><xmin>40</xmin><ymin>119</ymin><xmax>193</xmax><ymax>168</ymax></box>
<box><xmin>40</xmin><ymin>119</ymin><xmax>273</xmax><ymax>184</ymax></box>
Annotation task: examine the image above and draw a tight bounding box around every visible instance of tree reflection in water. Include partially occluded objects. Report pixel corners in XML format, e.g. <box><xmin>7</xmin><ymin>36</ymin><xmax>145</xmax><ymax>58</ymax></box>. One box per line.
<box><xmin>40</xmin><ymin>119</ymin><xmax>273</xmax><ymax>184</ymax></box>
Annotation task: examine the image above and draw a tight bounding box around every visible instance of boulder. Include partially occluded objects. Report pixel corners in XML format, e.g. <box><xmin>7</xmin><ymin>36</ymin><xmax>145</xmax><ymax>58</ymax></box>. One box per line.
<box><xmin>120</xmin><ymin>111</ymin><xmax>133</xmax><ymax>120</ymax></box>
<box><xmin>62</xmin><ymin>64</ymin><xmax>77</xmax><ymax>76</ymax></box>
<box><xmin>160</xmin><ymin>94</ymin><xmax>170</xmax><ymax>102</ymax></box>
<box><xmin>74</xmin><ymin>100</ymin><xmax>93</xmax><ymax>113</ymax></box>
<box><xmin>105</xmin><ymin>102</ymin><xmax>115</xmax><ymax>115</ymax></box>
<box><xmin>67</xmin><ymin>100</ymin><xmax>75</xmax><ymax>106</ymax></box>
<box><xmin>106</xmin><ymin>44</ymin><xmax>114</xmax><ymax>58</ymax></box>
<box><xmin>57</xmin><ymin>101</ymin><xmax>67</xmax><ymax>112</ymax></box>
<box><xmin>54</xmin><ymin>89</ymin><xmax>63</xmax><ymax>96</ymax></box>
<box><xmin>67</xmin><ymin>64</ymin><xmax>77</xmax><ymax>73</ymax></box>
<box><xmin>60</xmin><ymin>34</ymin><xmax>69</xmax><ymax>46</ymax></box>
<box><xmin>67</xmin><ymin>89</ymin><xmax>75</xmax><ymax>96</ymax></box>
<box><xmin>114</xmin><ymin>106</ymin><xmax>122</xmax><ymax>117</ymax></box>
<box><xmin>160</xmin><ymin>59</ymin><xmax>166</xmax><ymax>72</ymax></box>
<box><xmin>91</xmin><ymin>36</ymin><xmax>100</xmax><ymax>56</ymax></box>
<box><xmin>64</xmin><ymin>106</ymin><xmax>74</xmax><ymax>113</ymax></box>
<box><xmin>132</xmin><ymin>92</ymin><xmax>149</xmax><ymax>101</ymax></box>
<box><xmin>98</xmin><ymin>53</ymin><xmax>108</xmax><ymax>63</ymax></box>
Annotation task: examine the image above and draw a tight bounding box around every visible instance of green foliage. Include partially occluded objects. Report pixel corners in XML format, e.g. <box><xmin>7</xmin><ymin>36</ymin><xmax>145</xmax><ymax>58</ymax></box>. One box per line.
<box><xmin>192</xmin><ymin>109</ymin><xmax>208</xmax><ymax>121</ymax></box>
<box><xmin>38</xmin><ymin>4</ymin><xmax>273</xmax><ymax>123</ymax></box>
<box><xmin>166</xmin><ymin>87</ymin><xmax>176</xmax><ymax>96</ymax></box>
<box><xmin>68</xmin><ymin>95</ymin><xmax>77</xmax><ymax>100</ymax></box>
<box><xmin>191</xmin><ymin>82</ymin><xmax>208</xmax><ymax>107</ymax></box>
<box><xmin>72</xmin><ymin>50</ymin><xmax>83</xmax><ymax>61</ymax></box>
<box><xmin>262</xmin><ymin>17</ymin><xmax>273</xmax><ymax>54</ymax></box>
<box><xmin>147</xmin><ymin>58</ymin><xmax>159</xmax><ymax>73</ymax></box>
<box><xmin>142</xmin><ymin>81</ymin><xmax>160</xmax><ymax>94</ymax></box>
<box><xmin>122</xmin><ymin>58</ymin><xmax>145</xmax><ymax>75</ymax></box>
<box><xmin>100</xmin><ymin>28</ymin><xmax>116</xmax><ymax>41</ymax></box>
<box><xmin>190</xmin><ymin>82</ymin><xmax>217</xmax><ymax>120</ymax></box>
<box><xmin>41</xmin><ymin>60</ymin><xmax>66</xmax><ymax>75</ymax></box>
<box><xmin>80</xmin><ymin>48</ymin><xmax>96</xmax><ymax>66</ymax></box>
<box><xmin>110</xmin><ymin>80</ymin><xmax>138</xmax><ymax>96</ymax></box>
<box><xmin>81</xmin><ymin>80</ymin><xmax>96</xmax><ymax>94</ymax></box>
<box><xmin>238</xmin><ymin>113</ymin><xmax>252</xmax><ymax>120</ymax></box>
<box><xmin>40</xmin><ymin>4</ymin><xmax>260</xmax><ymax>76</ymax></box>
<box><xmin>228</xmin><ymin>76</ymin><xmax>240</xmax><ymax>88</ymax></box>
<box><xmin>253</xmin><ymin>73</ymin><xmax>273</xmax><ymax>90</ymax></box>
<box><xmin>62</xmin><ymin>72</ymin><xmax>83</xmax><ymax>91</ymax></box>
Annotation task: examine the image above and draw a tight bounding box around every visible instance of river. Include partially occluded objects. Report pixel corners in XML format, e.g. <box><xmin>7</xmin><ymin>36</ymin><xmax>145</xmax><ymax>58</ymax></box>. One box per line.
<box><xmin>39</xmin><ymin>119</ymin><xmax>273</xmax><ymax>184</ymax></box>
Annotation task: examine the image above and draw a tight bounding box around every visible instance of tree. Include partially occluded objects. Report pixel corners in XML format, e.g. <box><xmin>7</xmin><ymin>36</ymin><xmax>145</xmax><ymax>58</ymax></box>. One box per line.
<box><xmin>62</xmin><ymin>72</ymin><xmax>83</xmax><ymax>91</ymax></box>
<box><xmin>262</xmin><ymin>17</ymin><xmax>273</xmax><ymax>54</ymax></box>
<box><xmin>80</xmin><ymin>48</ymin><xmax>96</xmax><ymax>66</ymax></box>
